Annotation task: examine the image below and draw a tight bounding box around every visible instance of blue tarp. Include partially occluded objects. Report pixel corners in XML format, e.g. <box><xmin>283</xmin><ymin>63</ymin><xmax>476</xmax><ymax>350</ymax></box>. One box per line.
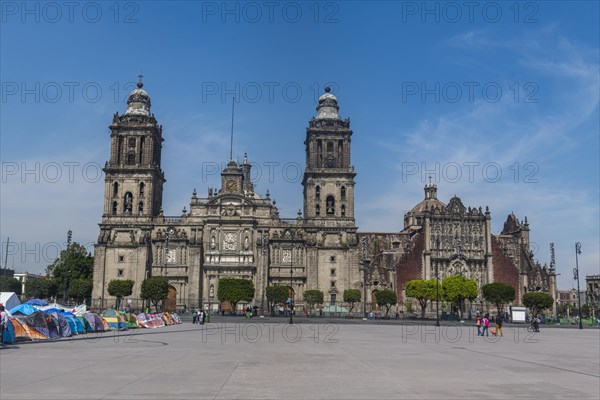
<box><xmin>44</xmin><ymin>307</ymin><xmax>64</xmax><ymax>314</ymax></box>
<box><xmin>26</xmin><ymin>298</ymin><xmax>48</xmax><ymax>306</ymax></box>
<box><xmin>9</xmin><ymin>304</ymin><xmax>38</xmax><ymax>316</ymax></box>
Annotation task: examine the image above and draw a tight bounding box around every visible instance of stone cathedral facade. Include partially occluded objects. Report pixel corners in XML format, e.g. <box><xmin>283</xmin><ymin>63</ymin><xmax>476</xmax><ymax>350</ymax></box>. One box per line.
<box><xmin>92</xmin><ymin>81</ymin><xmax>556</xmax><ymax>314</ymax></box>
<box><xmin>92</xmin><ymin>83</ymin><xmax>360</xmax><ymax>312</ymax></box>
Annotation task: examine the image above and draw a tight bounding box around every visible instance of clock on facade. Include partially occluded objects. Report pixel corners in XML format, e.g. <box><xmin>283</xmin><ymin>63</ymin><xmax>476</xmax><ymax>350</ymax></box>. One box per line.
<box><xmin>226</xmin><ymin>180</ymin><xmax>238</xmax><ymax>192</ymax></box>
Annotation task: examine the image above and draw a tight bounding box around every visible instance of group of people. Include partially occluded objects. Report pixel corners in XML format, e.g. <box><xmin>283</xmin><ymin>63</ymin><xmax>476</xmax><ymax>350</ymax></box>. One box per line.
<box><xmin>475</xmin><ymin>313</ymin><xmax>505</xmax><ymax>337</ymax></box>
<box><xmin>192</xmin><ymin>309</ymin><xmax>208</xmax><ymax>324</ymax></box>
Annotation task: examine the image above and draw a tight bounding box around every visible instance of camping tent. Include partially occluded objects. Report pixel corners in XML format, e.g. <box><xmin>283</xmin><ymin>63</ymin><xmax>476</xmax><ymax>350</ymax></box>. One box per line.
<box><xmin>83</xmin><ymin>313</ymin><xmax>105</xmax><ymax>332</ymax></box>
<box><xmin>101</xmin><ymin>309</ymin><xmax>128</xmax><ymax>331</ymax></box>
<box><xmin>24</xmin><ymin>311</ymin><xmax>59</xmax><ymax>338</ymax></box>
<box><xmin>0</xmin><ymin>292</ymin><xmax>20</xmax><ymax>311</ymax></box>
<box><xmin>77</xmin><ymin>316</ymin><xmax>93</xmax><ymax>332</ymax></box>
<box><xmin>26</xmin><ymin>298</ymin><xmax>48</xmax><ymax>306</ymax></box>
<box><xmin>9</xmin><ymin>304</ymin><xmax>38</xmax><ymax>316</ymax></box>
<box><xmin>120</xmin><ymin>312</ymin><xmax>140</xmax><ymax>329</ymax></box>
<box><xmin>47</xmin><ymin>311</ymin><xmax>72</xmax><ymax>337</ymax></box>
<box><xmin>2</xmin><ymin>317</ymin><xmax>48</xmax><ymax>343</ymax></box>
<box><xmin>61</xmin><ymin>312</ymin><xmax>85</xmax><ymax>334</ymax></box>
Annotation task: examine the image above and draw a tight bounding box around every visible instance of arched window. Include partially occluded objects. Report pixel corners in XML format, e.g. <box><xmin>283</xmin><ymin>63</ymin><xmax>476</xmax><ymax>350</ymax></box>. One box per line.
<box><xmin>113</xmin><ymin>182</ymin><xmax>118</xmax><ymax>197</ymax></box>
<box><xmin>341</xmin><ymin>204</ymin><xmax>346</xmax><ymax>217</ymax></box>
<box><xmin>112</xmin><ymin>201</ymin><xmax>118</xmax><ymax>215</ymax></box>
<box><xmin>138</xmin><ymin>201</ymin><xmax>144</xmax><ymax>214</ymax></box>
<box><xmin>315</xmin><ymin>186</ymin><xmax>320</xmax><ymax>200</ymax></box>
<box><xmin>124</xmin><ymin>192</ymin><xmax>133</xmax><ymax>214</ymax></box>
<box><xmin>340</xmin><ymin>186</ymin><xmax>346</xmax><ymax>200</ymax></box>
<box><xmin>139</xmin><ymin>182</ymin><xmax>145</xmax><ymax>197</ymax></box>
<box><xmin>326</xmin><ymin>195</ymin><xmax>335</xmax><ymax>216</ymax></box>
<box><xmin>315</xmin><ymin>204</ymin><xmax>320</xmax><ymax>217</ymax></box>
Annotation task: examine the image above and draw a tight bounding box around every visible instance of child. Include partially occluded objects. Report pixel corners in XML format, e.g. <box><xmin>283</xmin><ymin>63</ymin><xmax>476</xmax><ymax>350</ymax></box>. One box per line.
<box><xmin>475</xmin><ymin>315</ymin><xmax>482</xmax><ymax>336</ymax></box>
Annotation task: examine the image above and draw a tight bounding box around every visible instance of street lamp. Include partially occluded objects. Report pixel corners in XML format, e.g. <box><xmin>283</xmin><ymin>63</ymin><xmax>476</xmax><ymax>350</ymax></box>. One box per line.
<box><xmin>574</xmin><ymin>242</ymin><xmax>583</xmax><ymax>329</ymax></box>
<box><xmin>361</xmin><ymin>237</ymin><xmax>368</xmax><ymax>318</ymax></box>
<box><xmin>262</xmin><ymin>231</ymin><xmax>268</xmax><ymax>316</ymax></box>
<box><xmin>435</xmin><ymin>263</ymin><xmax>440</xmax><ymax>327</ymax></box>
<box><xmin>289</xmin><ymin>257</ymin><xmax>294</xmax><ymax>325</ymax></box>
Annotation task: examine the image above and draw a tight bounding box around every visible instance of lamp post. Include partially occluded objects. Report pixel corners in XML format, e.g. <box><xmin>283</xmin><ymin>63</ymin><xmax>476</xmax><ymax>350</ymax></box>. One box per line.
<box><xmin>435</xmin><ymin>238</ymin><xmax>440</xmax><ymax>327</ymax></box>
<box><xmin>575</xmin><ymin>242</ymin><xmax>583</xmax><ymax>329</ymax></box>
<box><xmin>262</xmin><ymin>231</ymin><xmax>268</xmax><ymax>316</ymax></box>
<box><xmin>361</xmin><ymin>237</ymin><xmax>368</xmax><ymax>318</ymax></box>
<box><xmin>435</xmin><ymin>262</ymin><xmax>440</xmax><ymax>327</ymax></box>
<box><xmin>289</xmin><ymin>257</ymin><xmax>294</xmax><ymax>325</ymax></box>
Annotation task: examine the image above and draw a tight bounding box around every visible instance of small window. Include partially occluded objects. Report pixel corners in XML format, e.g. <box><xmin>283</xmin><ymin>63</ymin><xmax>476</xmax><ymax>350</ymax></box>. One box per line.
<box><xmin>315</xmin><ymin>186</ymin><xmax>320</xmax><ymax>200</ymax></box>
<box><xmin>118</xmin><ymin>256</ymin><xmax>124</xmax><ymax>262</ymax></box>
<box><xmin>330</xmin><ymin>268</ymin><xmax>336</xmax><ymax>276</ymax></box>
<box><xmin>139</xmin><ymin>182</ymin><xmax>145</xmax><ymax>197</ymax></box>
<box><xmin>326</xmin><ymin>195</ymin><xmax>335</xmax><ymax>216</ymax></box>
<box><xmin>117</xmin><ymin>269</ymin><xmax>124</xmax><ymax>277</ymax></box>
<box><xmin>315</xmin><ymin>204</ymin><xmax>320</xmax><ymax>216</ymax></box>
<box><xmin>341</xmin><ymin>205</ymin><xmax>346</xmax><ymax>217</ymax></box>
<box><xmin>113</xmin><ymin>182</ymin><xmax>119</xmax><ymax>197</ymax></box>
<box><xmin>341</xmin><ymin>186</ymin><xmax>346</xmax><ymax>200</ymax></box>
<box><xmin>112</xmin><ymin>201</ymin><xmax>118</xmax><ymax>215</ymax></box>
<box><xmin>392</xmin><ymin>242</ymin><xmax>400</xmax><ymax>249</ymax></box>
<box><xmin>330</xmin><ymin>256</ymin><xmax>336</xmax><ymax>262</ymax></box>
<box><xmin>331</xmin><ymin>281</ymin><xmax>336</xmax><ymax>288</ymax></box>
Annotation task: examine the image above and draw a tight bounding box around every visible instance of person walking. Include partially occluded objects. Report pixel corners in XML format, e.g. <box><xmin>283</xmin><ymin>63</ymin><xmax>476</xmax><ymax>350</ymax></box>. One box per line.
<box><xmin>198</xmin><ymin>310</ymin><xmax>204</xmax><ymax>325</ymax></box>
<box><xmin>475</xmin><ymin>314</ymin><xmax>482</xmax><ymax>336</ymax></box>
<box><xmin>496</xmin><ymin>314</ymin><xmax>504</xmax><ymax>337</ymax></box>
<box><xmin>192</xmin><ymin>310</ymin><xmax>197</xmax><ymax>324</ymax></box>
<box><xmin>0</xmin><ymin>305</ymin><xmax>7</xmax><ymax>346</ymax></box>
<box><xmin>481</xmin><ymin>314</ymin><xmax>490</xmax><ymax>337</ymax></box>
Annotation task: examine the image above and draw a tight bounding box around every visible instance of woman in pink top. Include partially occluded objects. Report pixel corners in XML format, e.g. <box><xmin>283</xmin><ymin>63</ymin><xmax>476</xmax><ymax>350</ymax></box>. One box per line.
<box><xmin>481</xmin><ymin>314</ymin><xmax>490</xmax><ymax>337</ymax></box>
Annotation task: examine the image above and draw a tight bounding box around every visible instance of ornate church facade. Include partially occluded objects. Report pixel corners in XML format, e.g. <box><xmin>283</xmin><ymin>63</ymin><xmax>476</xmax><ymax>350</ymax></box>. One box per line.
<box><xmin>92</xmin><ymin>81</ymin><xmax>556</xmax><ymax>314</ymax></box>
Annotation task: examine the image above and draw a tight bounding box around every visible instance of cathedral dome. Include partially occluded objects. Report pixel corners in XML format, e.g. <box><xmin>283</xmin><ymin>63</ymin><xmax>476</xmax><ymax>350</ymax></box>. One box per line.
<box><xmin>411</xmin><ymin>183</ymin><xmax>446</xmax><ymax>213</ymax></box>
<box><xmin>316</xmin><ymin>87</ymin><xmax>341</xmax><ymax>120</ymax></box>
<box><xmin>125</xmin><ymin>81</ymin><xmax>151</xmax><ymax>116</ymax></box>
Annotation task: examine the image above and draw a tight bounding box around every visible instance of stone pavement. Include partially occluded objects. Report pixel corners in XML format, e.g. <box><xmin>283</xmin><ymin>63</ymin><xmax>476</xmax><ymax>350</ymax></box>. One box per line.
<box><xmin>1</xmin><ymin>322</ymin><xmax>598</xmax><ymax>400</ymax></box>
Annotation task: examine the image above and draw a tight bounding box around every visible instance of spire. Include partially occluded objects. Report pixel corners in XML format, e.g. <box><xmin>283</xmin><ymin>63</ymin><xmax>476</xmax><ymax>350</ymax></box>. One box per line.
<box><xmin>229</xmin><ymin>97</ymin><xmax>235</xmax><ymax>161</ymax></box>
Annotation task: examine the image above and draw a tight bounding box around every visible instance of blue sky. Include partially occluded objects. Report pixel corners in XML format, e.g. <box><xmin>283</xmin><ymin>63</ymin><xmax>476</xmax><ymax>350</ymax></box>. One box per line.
<box><xmin>1</xmin><ymin>1</ymin><xmax>598</xmax><ymax>289</ymax></box>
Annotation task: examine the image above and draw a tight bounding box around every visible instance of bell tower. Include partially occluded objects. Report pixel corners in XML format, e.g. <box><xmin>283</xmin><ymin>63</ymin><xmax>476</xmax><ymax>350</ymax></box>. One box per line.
<box><xmin>302</xmin><ymin>87</ymin><xmax>356</xmax><ymax>224</ymax></box>
<box><xmin>102</xmin><ymin>78</ymin><xmax>165</xmax><ymax>220</ymax></box>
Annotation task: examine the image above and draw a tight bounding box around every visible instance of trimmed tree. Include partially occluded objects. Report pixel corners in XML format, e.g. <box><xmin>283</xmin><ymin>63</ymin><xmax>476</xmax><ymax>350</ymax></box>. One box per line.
<box><xmin>442</xmin><ymin>275</ymin><xmax>478</xmax><ymax>319</ymax></box>
<box><xmin>266</xmin><ymin>285</ymin><xmax>289</xmax><ymax>316</ymax></box>
<box><xmin>405</xmin><ymin>279</ymin><xmax>442</xmax><ymax>319</ymax></box>
<box><xmin>140</xmin><ymin>276</ymin><xmax>169</xmax><ymax>312</ymax></box>
<box><xmin>0</xmin><ymin>276</ymin><xmax>22</xmax><ymax>295</ymax></box>
<box><xmin>217</xmin><ymin>278</ymin><xmax>255</xmax><ymax>313</ymax></box>
<box><xmin>376</xmin><ymin>290</ymin><xmax>397</xmax><ymax>318</ymax></box>
<box><xmin>69</xmin><ymin>278</ymin><xmax>93</xmax><ymax>304</ymax></box>
<box><xmin>24</xmin><ymin>278</ymin><xmax>57</xmax><ymax>299</ymax></box>
<box><xmin>522</xmin><ymin>292</ymin><xmax>554</xmax><ymax>317</ymax></box>
<box><xmin>45</xmin><ymin>242</ymin><xmax>94</xmax><ymax>300</ymax></box>
<box><xmin>107</xmin><ymin>279</ymin><xmax>135</xmax><ymax>309</ymax></box>
<box><xmin>303</xmin><ymin>290</ymin><xmax>324</xmax><ymax>313</ymax></box>
<box><xmin>482</xmin><ymin>283</ymin><xmax>516</xmax><ymax>315</ymax></box>
<box><xmin>343</xmin><ymin>289</ymin><xmax>361</xmax><ymax>314</ymax></box>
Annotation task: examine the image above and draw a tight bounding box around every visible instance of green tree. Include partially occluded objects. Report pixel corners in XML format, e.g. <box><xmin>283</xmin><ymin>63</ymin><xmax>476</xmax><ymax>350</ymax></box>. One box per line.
<box><xmin>46</xmin><ymin>242</ymin><xmax>94</xmax><ymax>300</ymax></box>
<box><xmin>343</xmin><ymin>289</ymin><xmax>361</xmax><ymax>314</ymax></box>
<box><xmin>217</xmin><ymin>278</ymin><xmax>255</xmax><ymax>312</ymax></box>
<box><xmin>303</xmin><ymin>290</ymin><xmax>324</xmax><ymax>313</ymax></box>
<box><xmin>482</xmin><ymin>283</ymin><xmax>516</xmax><ymax>315</ymax></box>
<box><xmin>405</xmin><ymin>279</ymin><xmax>442</xmax><ymax>319</ymax></box>
<box><xmin>376</xmin><ymin>290</ymin><xmax>397</xmax><ymax>318</ymax></box>
<box><xmin>522</xmin><ymin>292</ymin><xmax>554</xmax><ymax>317</ymax></box>
<box><xmin>24</xmin><ymin>278</ymin><xmax>57</xmax><ymax>299</ymax></box>
<box><xmin>69</xmin><ymin>278</ymin><xmax>93</xmax><ymax>304</ymax></box>
<box><xmin>266</xmin><ymin>285</ymin><xmax>289</xmax><ymax>316</ymax></box>
<box><xmin>442</xmin><ymin>275</ymin><xmax>478</xmax><ymax>319</ymax></box>
<box><xmin>107</xmin><ymin>279</ymin><xmax>134</xmax><ymax>309</ymax></box>
<box><xmin>140</xmin><ymin>276</ymin><xmax>169</xmax><ymax>312</ymax></box>
<box><xmin>0</xmin><ymin>276</ymin><xmax>22</xmax><ymax>295</ymax></box>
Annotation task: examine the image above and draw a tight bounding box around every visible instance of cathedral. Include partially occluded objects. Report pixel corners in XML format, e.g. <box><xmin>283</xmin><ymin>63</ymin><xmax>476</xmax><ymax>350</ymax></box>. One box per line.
<box><xmin>92</xmin><ymin>80</ymin><xmax>556</xmax><ymax>315</ymax></box>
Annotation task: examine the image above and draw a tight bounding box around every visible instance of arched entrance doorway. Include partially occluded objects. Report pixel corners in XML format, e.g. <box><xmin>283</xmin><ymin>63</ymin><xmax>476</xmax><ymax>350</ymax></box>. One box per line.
<box><xmin>164</xmin><ymin>285</ymin><xmax>177</xmax><ymax>312</ymax></box>
<box><xmin>371</xmin><ymin>290</ymin><xmax>379</xmax><ymax>311</ymax></box>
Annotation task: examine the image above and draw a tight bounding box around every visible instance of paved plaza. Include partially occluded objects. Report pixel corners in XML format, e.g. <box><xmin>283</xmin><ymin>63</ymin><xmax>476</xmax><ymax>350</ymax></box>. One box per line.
<box><xmin>1</xmin><ymin>320</ymin><xmax>599</xmax><ymax>400</ymax></box>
